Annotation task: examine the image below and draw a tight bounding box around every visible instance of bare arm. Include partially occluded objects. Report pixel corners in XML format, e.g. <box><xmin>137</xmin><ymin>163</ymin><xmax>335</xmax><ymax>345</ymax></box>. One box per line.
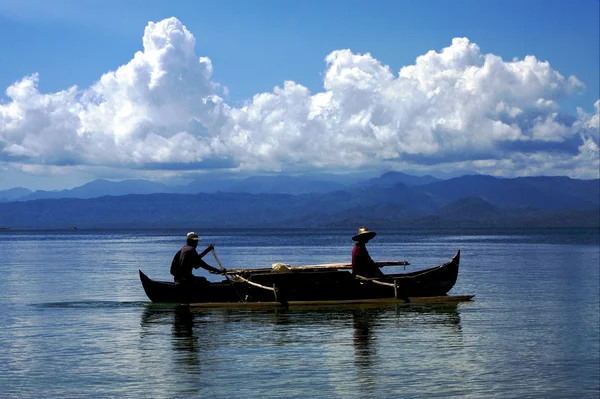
<box><xmin>194</xmin><ymin>244</ymin><xmax>221</xmax><ymax>274</ymax></box>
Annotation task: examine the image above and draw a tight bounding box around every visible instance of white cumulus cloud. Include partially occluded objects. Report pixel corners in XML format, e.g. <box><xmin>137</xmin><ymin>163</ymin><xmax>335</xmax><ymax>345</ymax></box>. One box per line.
<box><xmin>0</xmin><ymin>17</ymin><xmax>598</xmax><ymax>181</ymax></box>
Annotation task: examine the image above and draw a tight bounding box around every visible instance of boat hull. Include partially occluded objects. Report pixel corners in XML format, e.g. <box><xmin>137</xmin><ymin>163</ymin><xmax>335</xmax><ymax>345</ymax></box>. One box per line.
<box><xmin>139</xmin><ymin>250</ymin><xmax>462</xmax><ymax>304</ymax></box>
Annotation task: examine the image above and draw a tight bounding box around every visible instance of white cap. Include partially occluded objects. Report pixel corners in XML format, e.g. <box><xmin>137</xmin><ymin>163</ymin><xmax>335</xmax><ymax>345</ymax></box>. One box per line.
<box><xmin>186</xmin><ymin>232</ymin><xmax>199</xmax><ymax>240</ymax></box>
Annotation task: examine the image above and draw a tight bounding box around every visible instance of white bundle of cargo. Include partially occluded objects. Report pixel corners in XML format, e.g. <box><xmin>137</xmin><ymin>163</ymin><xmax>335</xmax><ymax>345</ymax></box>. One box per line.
<box><xmin>271</xmin><ymin>262</ymin><xmax>292</xmax><ymax>273</ymax></box>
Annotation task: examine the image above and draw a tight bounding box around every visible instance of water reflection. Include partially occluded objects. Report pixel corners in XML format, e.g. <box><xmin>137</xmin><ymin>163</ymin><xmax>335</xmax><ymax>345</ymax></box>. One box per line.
<box><xmin>351</xmin><ymin>308</ymin><xmax>382</xmax><ymax>395</ymax></box>
<box><xmin>171</xmin><ymin>306</ymin><xmax>201</xmax><ymax>370</ymax></box>
<box><xmin>140</xmin><ymin>305</ymin><xmax>203</xmax><ymax>375</ymax></box>
<box><xmin>352</xmin><ymin>308</ymin><xmax>381</xmax><ymax>369</ymax></box>
<box><xmin>394</xmin><ymin>303</ymin><xmax>463</xmax><ymax>333</ymax></box>
<box><xmin>139</xmin><ymin>302</ymin><xmax>465</xmax><ymax>396</ymax></box>
<box><xmin>349</xmin><ymin>304</ymin><xmax>463</xmax><ymax>395</ymax></box>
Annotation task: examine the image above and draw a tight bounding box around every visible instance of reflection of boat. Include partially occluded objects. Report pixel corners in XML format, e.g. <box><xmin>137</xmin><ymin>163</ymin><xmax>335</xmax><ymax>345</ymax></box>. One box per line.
<box><xmin>140</xmin><ymin>250</ymin><xmax>473</xmax><ymax>307</ymax></box>
<box><xmin>140</xmin><ymin>305</ymin><xmax>202</xmax><ymax>369</ymax></box>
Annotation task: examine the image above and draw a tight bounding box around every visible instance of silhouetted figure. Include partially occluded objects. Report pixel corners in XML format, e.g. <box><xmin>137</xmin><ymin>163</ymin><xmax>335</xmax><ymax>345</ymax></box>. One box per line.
<box><xmin>170</xmin><ymin>232</ymin><xmax>223</xmax><ymax>285</ymax></box>
<box><xmin>351</xmin><ymin>226</ymin><xmax>384</xmax><ymax>278</ymax></box>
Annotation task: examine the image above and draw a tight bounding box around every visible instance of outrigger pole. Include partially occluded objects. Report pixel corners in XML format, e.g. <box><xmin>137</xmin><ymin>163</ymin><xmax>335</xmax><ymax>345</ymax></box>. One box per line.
<box><xmin>211</xmin><ymin>248</ymin><xmax>244</xmax><ymax>302</ymax></box>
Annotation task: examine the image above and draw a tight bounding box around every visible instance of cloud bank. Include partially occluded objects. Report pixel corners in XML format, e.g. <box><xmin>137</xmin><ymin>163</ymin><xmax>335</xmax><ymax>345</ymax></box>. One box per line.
<box><xmin>1</xmin><ymin>17</ymin><xmax>598</xmax><ymax>181</ymax></box>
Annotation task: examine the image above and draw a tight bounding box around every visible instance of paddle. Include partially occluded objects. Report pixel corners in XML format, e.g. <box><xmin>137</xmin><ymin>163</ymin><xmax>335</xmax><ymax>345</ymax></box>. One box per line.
<box><xmin>197</xmin><ymin>244</ymin><xmax>214</xmax><ymax>259</ymax></box>
<box><xmin>211</xmin><ymin>248</ymin><xmax>244</xmax><ymax>302</ymax></box>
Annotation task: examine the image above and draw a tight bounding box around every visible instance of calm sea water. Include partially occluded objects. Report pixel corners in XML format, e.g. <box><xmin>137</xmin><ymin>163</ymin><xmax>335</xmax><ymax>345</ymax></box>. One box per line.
<box><xmin>0</xmin><ymin>227</ymin><xmax>598</xmax><ymax>398</ymax></box>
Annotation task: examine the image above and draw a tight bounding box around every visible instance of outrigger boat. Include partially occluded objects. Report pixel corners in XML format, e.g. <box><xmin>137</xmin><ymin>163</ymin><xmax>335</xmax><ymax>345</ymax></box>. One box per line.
<box><xmin>139</xmin><ymin>250</ymin><xmax>473</xmax><ymax>308</ymax></box>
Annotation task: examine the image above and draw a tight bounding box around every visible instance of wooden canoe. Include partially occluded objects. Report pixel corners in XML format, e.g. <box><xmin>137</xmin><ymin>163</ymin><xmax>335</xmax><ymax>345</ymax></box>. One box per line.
<box><xmin>139</xmin><ymin>250</ymin><xmax>464</xmax><ymax>305</ymax></box>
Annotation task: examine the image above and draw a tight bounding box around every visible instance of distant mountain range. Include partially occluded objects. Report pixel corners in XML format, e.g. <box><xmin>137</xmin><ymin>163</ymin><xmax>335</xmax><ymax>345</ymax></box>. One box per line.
<box><xmin>0</xmin><ymin>171</ymin><xmax>437</xmax><ymax>201</ymax></box>
<box><xmin>0</xmin><ymin>173</ymin><xmax>598</xmax><ymax>229</ymax></box>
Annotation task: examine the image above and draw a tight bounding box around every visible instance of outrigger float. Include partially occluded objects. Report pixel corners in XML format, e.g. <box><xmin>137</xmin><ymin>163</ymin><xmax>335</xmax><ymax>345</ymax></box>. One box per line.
<box><xmin>139</xmin><ymin>250</ymin><xmax>473</xmax><ymax>308</ymax></box>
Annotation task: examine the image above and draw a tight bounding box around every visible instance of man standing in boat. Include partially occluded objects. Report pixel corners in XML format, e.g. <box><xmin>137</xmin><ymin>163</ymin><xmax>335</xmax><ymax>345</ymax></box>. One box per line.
<box><xmin>351</xmin><ymin>226</ymin><xmax>384</xmax><ymax>278</ymax></box>
<box><xmin>170</xmin><ymin>232</ymin><xmax>223</xmax><ymax>284</ymax></box>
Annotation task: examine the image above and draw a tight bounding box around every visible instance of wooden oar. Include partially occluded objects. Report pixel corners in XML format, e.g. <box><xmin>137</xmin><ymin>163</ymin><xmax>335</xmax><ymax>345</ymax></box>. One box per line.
<box><xmin>211</xmin><ymin>248</ymin><xmax>244</xmax><ymax>302</ymax></box>
<box><xmin>225</xmin><ymin>260</ymin><xmax>410</xmax><ymax>275</ymax></box>
<box><xmin>197</xmin><ymin>244</ymin><xmax>214</xmax><ymax>259</ymax></box>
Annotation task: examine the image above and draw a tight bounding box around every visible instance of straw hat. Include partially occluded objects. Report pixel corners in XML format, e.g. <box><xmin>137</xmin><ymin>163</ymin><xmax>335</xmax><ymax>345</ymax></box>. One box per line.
<box><xmin>352</xmin><ymin>226</ymin><xmax>376</xmax><ymax>241</ymax></box>
<box><xmin>186</xmin><ymin>232</ymin><xmax>200</xmax><ymax>240</ymax></box>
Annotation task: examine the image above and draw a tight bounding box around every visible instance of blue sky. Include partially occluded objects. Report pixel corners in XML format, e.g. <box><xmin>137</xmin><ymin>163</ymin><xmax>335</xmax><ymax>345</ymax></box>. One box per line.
<box><xmin>0</xmin><ymin>0</ymin><xmax>598</xmax><ymax>190</ymax></box>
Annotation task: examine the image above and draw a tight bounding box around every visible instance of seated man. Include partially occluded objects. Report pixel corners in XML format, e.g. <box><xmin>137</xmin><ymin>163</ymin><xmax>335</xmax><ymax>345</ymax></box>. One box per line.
<box><xmin>351</xmin><ymin>226</ymin><xmax>384</xmax><ymax>278</ymax></box>
<box><xmin>170</xmin><ymin>232</ymin><xmax>222</xmax><ymax>284</ymax></box>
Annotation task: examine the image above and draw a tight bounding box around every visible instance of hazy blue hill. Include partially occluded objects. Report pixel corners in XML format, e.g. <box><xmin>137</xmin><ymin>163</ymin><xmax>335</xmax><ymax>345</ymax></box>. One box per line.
<box><xmin>1</xmin><ymin>174</ymin><xmax>598</xmax><ymax>229</ymax></box>
<box><xmin>523</xmin><ymin>208</ymin><xmax>600</xmax><ymax>227</ymax></box>
<box><xmin>354</xmin><ymin>171</ymin><xmax>440</xmax><ymax>188</ymax></box>
<box><xmin>515</xmin><ymin>176</ymin><xmax>600</xmax><ymax>207</ymax></box>
<box><xmin>0</xmin><ymin>187</ymin><xmax>32</xmax><ymax>202</ymax></box>
<box><xmin>19</xmin><ymin>179</ymin><xmax>176</xmax><ymax>201</ymax></box>
<box><xmin>300</xmin><ymin>183</ymin><xmax>440</xmax><ymax>216</ymax></box>
<box><xmin>434</xmin><ymin>197</ymin><xmax>504</xmax><ymax>219</ymax></box>
<box><xmin>273</xmin><ymin>189</ymin><xmax>428</xmax><ymax>227</ymax></box>
<box><xmin>5</xmin><ymin>173</ymin><xmax>598</xmax><ymax>208</ymax></box>
<box><xmin>322</xmin><ymin>203</ymin><xmax>423</xmax><ymax>227</ymax></box>
<box><xmin>181</xmin><ymin>173</ymin><xmax>369</xmax><ymax>194</ymax></box>
<box><xmin>71</xmin><ymin>179</ymin><xmax>174</xmax><ymax>197</ymax></box>
<box><xmin>222</xmin><ymin>175</ymin><xmax>347</xmax><ymax>194</ymax></box>
<box><xmin>418</xmin><ymin>175</ymin><xmax>600</xmax><ymax>210</ymax></box>
<box><xmin>0</xmin><ymin>192</ymin><xmax>308</xmax><ymax>229</ymax></box>
<box><xmin>403</xmin><ymin>208</ymin><xmax>599</xmax><ymax>228</ymax></box>
<box><xmin>6</xmin><ymin>173</ymin><xmax>367</xmax><ymax>200</ymax></box>
<box><xmin>177</xmin><ymin>176</ymin><xmax>244</xmax><ymax>194</ymax></box>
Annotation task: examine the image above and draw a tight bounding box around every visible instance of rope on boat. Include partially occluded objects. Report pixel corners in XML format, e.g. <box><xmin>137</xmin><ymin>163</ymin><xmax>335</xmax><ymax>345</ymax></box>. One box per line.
<box><xmin>211</xmin><ymin>249</ymin><xmax>244</xmax><ymax>302</ymax></box>
<box><xmin>232</xmin><ymin>274</ymin><xmax>276</xmax><ymax>292</ymax></box>
<box><xmin>355</xmin><ymin>275</ymin><xmax>396</xmax><ymax>287</ymax></box>
<box><xmin>356</xmin><ymin>275</ymin><xmax>410</xmax><ymax>302</ymax></box>
<box><xmin>392</xmin><ymin>265</ymin><xmax>443</xmax><ymax>279</ymax></box>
